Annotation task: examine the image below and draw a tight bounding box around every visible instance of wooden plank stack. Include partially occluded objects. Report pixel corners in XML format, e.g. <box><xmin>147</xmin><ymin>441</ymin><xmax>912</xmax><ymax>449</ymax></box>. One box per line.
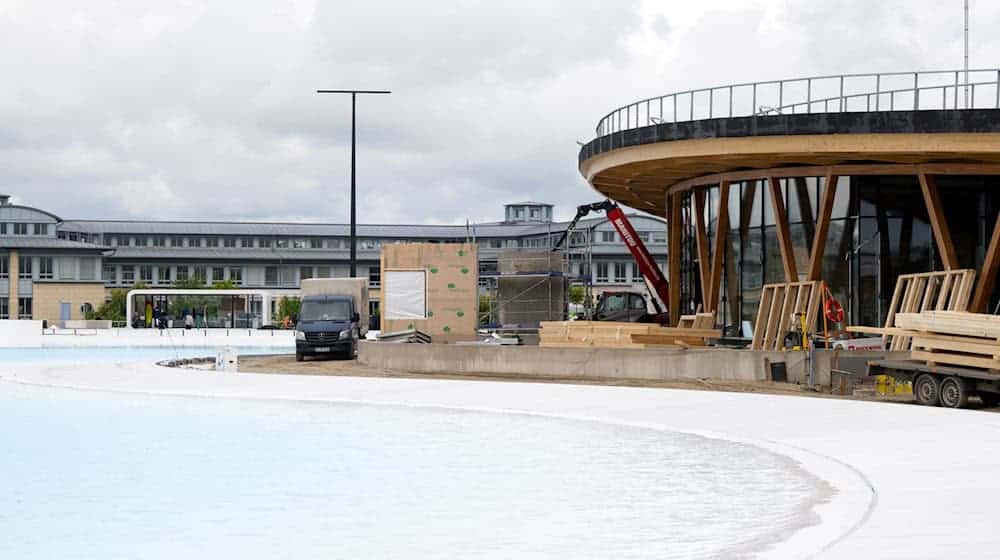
<box><xmin>539</xmin><ymin>317</ymin><xmax>720</xmax><ymax>349</ymax></box>
<box><xmin>750</xmin><ymin>281</ymin><xmax>821</xmax><ymax>351</ymax></box>
<box><xmin>881</xmin><ymin>270</ymin><xmax>976</xmax><ymax>351</ymax></box>
<box><xmin>895</xmin><ymin>311</ymin><xmax>1000</xmax><ymax>371</ymax></box>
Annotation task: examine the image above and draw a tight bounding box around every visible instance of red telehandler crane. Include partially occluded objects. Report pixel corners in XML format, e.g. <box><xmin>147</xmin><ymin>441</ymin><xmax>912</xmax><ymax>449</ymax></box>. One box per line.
<box><xmin>552</xmin><ymin>200</ymin><xmax>671</xmax><ymax>324</ymax></box>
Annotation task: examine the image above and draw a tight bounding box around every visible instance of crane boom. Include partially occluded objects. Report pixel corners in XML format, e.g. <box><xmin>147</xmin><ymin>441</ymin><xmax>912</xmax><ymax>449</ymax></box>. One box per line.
<box><xmin>553</xmin><ymin>200</ymin><xmax>671</xmax><ymax>317</ymax></box>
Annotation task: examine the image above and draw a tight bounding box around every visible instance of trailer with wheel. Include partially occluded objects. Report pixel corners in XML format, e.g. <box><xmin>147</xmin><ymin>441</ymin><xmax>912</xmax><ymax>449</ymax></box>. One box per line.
<box><xmin>867</xmin><ymin>359</ymin><xmax>1000</xmax><ymax>409</ymax></box>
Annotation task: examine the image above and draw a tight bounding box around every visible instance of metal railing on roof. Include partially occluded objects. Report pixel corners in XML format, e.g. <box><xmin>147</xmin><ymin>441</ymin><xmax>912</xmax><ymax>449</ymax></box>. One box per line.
<box><xmin>595</xmin><ymin>69</ymin><xmax>1000</xmax><ymax>137</ymax></box>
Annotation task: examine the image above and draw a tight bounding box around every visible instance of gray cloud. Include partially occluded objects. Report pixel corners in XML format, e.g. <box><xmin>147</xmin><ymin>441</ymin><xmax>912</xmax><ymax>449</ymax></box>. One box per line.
<box><xmin>0</xmin><ymin>0</ymin><xmax>996</xmax><ymax>224</ymax></box>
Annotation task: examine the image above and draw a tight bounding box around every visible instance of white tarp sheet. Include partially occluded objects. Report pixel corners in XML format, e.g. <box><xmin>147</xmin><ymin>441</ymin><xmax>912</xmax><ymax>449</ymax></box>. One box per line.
<box><xmin>384</xmin><ymin>269</ymin><xmax>427</xmax><ymax>319</ymax></box>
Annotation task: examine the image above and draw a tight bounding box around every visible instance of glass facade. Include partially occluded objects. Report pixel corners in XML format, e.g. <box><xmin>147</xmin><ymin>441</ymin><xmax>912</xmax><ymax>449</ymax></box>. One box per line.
<box><xmin>676</xmin><ymin>175</ymin><xmax>1000</xmax><ymax>334</ymax></box>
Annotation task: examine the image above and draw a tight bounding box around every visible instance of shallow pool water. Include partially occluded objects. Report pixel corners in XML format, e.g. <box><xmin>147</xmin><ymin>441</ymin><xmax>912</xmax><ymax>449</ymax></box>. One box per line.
<box><xmin>0</xmin><ymin>381</ymin><xmax>828</xmax><ymax>559</ymax></box>
<box><xmin>1</xmin><ymin>346</ymin><xmax>283</xmax><ymax>365</ymax></box>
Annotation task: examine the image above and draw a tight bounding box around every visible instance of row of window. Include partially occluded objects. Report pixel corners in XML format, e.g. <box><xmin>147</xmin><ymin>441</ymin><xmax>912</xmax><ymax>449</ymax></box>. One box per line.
<box><xmin>58</xmin><ymin>231</ymin><xmax>667</xmax><ymax>251</ymax></box>
<box><xmin>0</xmin><ymin>223</ymin><xmax>49</xmax><ymax>236</ymax></box>
<box><xmin>101</xmin><ymin>235</ymin><xmax>383</xmax><ymax>250</ymax></box>
<box><xmin>0</xmin><ymin>256</ymin><xmax>54</xmax><ymax>280</ymax></box>
<box><xmin>100</xmin><ymin>264</ymin><xmax>383</xmax><ymax>288</ymax></box>
<box><xmin>103</xmin><ymin>264</ymin><xmax>244</xmax><ymax>286</ymax></box>
<box><xmin>591</xmin><ymin>262</ymin><xmax>663</xmax><ymax>284</ymax></box>
<box><xmin>0</xmin><ymin>297</ymin><xmax>32</xmax><ymax>319</ymax></box>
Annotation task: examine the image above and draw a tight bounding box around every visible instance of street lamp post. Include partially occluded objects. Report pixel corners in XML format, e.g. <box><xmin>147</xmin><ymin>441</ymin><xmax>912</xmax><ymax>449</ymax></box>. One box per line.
<box><xmin>316</xmin><ymin>89</ymin><xmax>391</xmax><ymax>278</ymax></box>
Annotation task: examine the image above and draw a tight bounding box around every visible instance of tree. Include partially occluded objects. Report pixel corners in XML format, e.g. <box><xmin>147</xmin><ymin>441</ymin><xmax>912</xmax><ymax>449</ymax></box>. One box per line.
<box><xmin>86</xmin><ymin>282</ymin><xmax>149</xmax><ymax>322</ymax></box>
<box><xmin>274</xmin><ymin>296</ymin><xmax>301</xmax><ymax>327</ymax></box>
<box><xmin>87</xmin><ymin>288</ymin><xmax>128</xmax><ymax>321</ymax></box>
<box><xmin>568</xmin><ymin>285</ymin><xmax>585</xmax><ymax>305</ymax></box>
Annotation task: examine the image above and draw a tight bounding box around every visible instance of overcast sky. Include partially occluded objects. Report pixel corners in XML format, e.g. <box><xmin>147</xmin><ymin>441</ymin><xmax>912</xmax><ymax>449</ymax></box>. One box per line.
<box><xmin>1</xmin><ymin>0</ymin><xmax>995</xmax><ymax>224</ymax></box>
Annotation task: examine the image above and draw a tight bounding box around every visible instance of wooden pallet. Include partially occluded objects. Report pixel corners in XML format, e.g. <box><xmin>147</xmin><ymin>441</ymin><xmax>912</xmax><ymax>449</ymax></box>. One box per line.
<box><xmin>750</xmin><ymin>281</ymin><xmax>821</xmax><ymax>351</ymax></box>
<box><xmin>882</xmin><ymin>270</ymin><xmax>976</xmax><ymax>351</ymax></box>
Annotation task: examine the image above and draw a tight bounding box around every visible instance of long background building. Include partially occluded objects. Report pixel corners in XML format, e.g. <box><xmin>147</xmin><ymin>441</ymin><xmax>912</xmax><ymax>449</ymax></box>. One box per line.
<box><xmin>0</xmin><ymin>196</ymin><xmax>667</xmax><ymax>324</ymax></box>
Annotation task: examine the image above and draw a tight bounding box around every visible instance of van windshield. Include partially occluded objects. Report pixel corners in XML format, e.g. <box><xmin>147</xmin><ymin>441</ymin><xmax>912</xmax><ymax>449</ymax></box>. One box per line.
<box><xmin>300</xmin><ymin>300</ymin><xmax>351</xmax><ymax>322</ymax></box>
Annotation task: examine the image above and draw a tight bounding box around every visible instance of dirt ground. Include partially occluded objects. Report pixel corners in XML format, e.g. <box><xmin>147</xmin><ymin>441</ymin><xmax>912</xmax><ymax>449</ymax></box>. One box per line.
<box><xmin>237</xmin><ymin>354</ymin><xmax>941</xmax><ymax>406</ymax></box>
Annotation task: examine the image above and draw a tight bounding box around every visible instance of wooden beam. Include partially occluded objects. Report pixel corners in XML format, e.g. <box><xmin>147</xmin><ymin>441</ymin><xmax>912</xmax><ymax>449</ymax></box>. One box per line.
<box><xmin>666</xmin><ymin>163</ymin><xmax>1000</xmax><ymax>195</ymax></box>
<box><xmin>767</xmin><ymin>176</ymin><xmax>798</xmax><ymax>281</ymax></box>
<box><xmin>972</xmin><ymin>211</ymin><xmax>1000</xmax><ymax>312</ymax></box>
<box><xmin>693</xmin><ymin>190</ymin><xmax>711</xmax><ymax>307</ymax></box>
<box><xmin>707</xmin><ymin>181</ymin><xmax>731</xmax><ymax>313</ymax></box>
<box><xmin>807</xmin><ymin>174</ymin><xmax>838</xmax><ymax>280</ymax></box>
<box><xmin>668</xmin><ymin>193</ymin><xmax>682</xmax><ymax>326</ymax></box>
<box><xmin>918</xmin><ymin>173</ymin><xmax>959</xmax><ymax>270</ymax></box>
<box><xmin>794</xmin><ymin>177</ymin><xmax>816</xmax><ymax>242</ymax></box>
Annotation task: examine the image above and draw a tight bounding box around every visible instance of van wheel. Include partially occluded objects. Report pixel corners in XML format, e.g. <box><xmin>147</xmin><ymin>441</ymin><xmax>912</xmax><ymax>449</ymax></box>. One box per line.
<box><xmin>939</xmin><ymin>376</ymin><xmax>969</xmax><ymax>409</ymax></box>
<box><xmin>913</xmin><ymin>374</ymin><xmax>940</xmax><ymax>406</ymax></box>
<box><xmin>295</xmin><ymin>352</ymin><xmax>304</xmax><ymax>362</ymax></box>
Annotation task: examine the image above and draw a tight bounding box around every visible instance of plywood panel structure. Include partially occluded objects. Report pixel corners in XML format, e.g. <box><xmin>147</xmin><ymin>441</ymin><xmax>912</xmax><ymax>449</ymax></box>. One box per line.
<box><xmin>750</xmin><ymin>281</ymin><xmax>821</xmax><ymax>350</ymax></box>
<box><xmin>380</xmin><ymin>243</ymin><xmax>479</xmax><ymax>342</ymax></box>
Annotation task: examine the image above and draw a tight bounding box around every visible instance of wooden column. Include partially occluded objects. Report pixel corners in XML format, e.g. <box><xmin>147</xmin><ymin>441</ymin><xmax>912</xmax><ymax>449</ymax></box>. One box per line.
<box><xmin>918</xmin><ymin>173</ymin><xmax>959</xmax><ymax>270</ymax></box>
<box><xmin>972</xmin><ymin>212</ymin><xmax>1000</xmax><ymax>312</ymax></box>
<box><xmin>668</xmin><ymin>192</ymin><xmax>682</xmax><ymax>326</ymax></box>
<box><xmin>794</xmin><ymin>177</ymin><xmax>816</xmax><ymax>241</ymax></box>
<box><xmin>767</xmin><ymin>176</ymin><xmax>798</xmax><ymax>282</ymax></box>
<box><xmin>693</xmin><ymin>190</ymin><xmax>711</xmax><ymax>306</ymax></box>
<box><xmin>707</xmin><ymin>181</ymin><xmax>731</xmax><ymax>313</ymax></box>
<box><xmin>807</xmin><ymin>173</ymin><xmax>838</xmax><ymax>280</ymax></box>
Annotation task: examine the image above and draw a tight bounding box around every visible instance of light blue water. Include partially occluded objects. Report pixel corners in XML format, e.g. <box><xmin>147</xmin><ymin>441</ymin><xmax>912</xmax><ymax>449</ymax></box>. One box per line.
<box><xmin>2</xmin><ymin>346</ymin><xmax>284</xmax><ymax>365</ymax></box>
<box><xmin>0</xmin><ymin>381</ymin><xmax>827</xmax><ymax>559</ymax></box>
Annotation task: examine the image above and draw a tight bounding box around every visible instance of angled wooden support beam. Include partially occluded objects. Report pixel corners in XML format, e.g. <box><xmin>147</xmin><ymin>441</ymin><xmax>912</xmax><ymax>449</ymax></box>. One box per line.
<box><xmin>794</xmin><ymin>177</ymin><xmax>816</xmax><ymax>241</ymax></box>
<box><xmin>767</xmin><ymin>176</ymin><xmax>798</xmax><ymax>282</ymax></box>
<box><xmin>707</xmin><ymin>181</ymin><xmax>731</xmax><ymax>312</ymax></box>
<box><xmin>972</xmin><ymin>212</ymin><xmax>1000</xmax><ymax>312</ymax></box>
<box><xmin>693</xmin><ymin>190</ymin><xmax>711</xmax><ymax>306</ymax></box>
<box><xmin>807</xmin><ymin>174</ymin><xmax>839</xmax><ymax>280</ymax></box>
<box><xmin>668</xmin><ymin>192</ymin><xmax>682</xmax><ymax>326</ymax></box>
<box><xmin>918</xmin><ymin>173</ymin><xmax>958</xmax><ymax>270</ymax></box>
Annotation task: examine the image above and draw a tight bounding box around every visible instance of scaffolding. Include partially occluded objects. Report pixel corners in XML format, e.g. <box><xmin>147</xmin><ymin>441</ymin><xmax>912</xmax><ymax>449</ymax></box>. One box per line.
<box><xmin>480</xmin><ymin>250</ymin><xmax>571</xmax><ymax>329</ymax></box>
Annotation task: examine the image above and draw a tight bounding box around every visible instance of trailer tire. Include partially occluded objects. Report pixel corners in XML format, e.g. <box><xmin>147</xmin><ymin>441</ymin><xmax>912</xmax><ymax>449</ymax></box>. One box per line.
<box><xmin>939</xmin><ymin>376</ymin><xmax>969</xmax><ymax>409</ymax></box>
<box><xmin>913</xmin><ymin>374</ymin><xmax>940</xmax><ymax>406</ymax></box>
<box><xmin>980</xmin><ymin>392</ymin><xmax>1000</xmax><ymax>408</ymax></box>
<box><xmin>295</xmin><ymin>352</ymin><xmax>304</xmax><ymax>362</ymax></box>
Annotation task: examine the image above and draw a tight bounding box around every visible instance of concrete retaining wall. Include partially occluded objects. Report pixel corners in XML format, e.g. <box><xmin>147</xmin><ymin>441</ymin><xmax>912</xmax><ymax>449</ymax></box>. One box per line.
<box><xmin>361</xmin><ymin>342</ymin><xmax>796</xmax><ymax>383</ymax></box>
<box><xmin>359</xmin><ymin>342</ymin><xmax>911</xmax><ymax>386</ymax></box>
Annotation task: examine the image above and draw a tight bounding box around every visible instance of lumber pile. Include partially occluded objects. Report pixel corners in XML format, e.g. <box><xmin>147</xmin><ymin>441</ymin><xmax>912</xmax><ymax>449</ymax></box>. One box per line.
<box><xmin>751</xmin><ymin>281</ymin><xmax>821</xmax><ymax>351</ymax></box>
<box><xmin>376</xmin><ymin>329</ymin><xmax>432</xmax><ymax>343</ymax></box>
<box><xmin>851</xmin><ymin>311</ymin><xmax>1000</xmax><ymax>370</ymax></box>
<box><xmin>539</xmin><ymin>320</ymin><xmax>720</xmax><ymax>349</ymax></box>
<box><xmin>677</xmin><ymin>313</ymin><xmax>716</xmax><ymax>330</ymax></box>
<box><xmin>898</xmin><ymin>311</ymin><xmax>1000</xmax><ymax>370</ymax></box>
<box><xmin>880</xmin><ymin>269</ymin><xmax>975</xmax><ymax>351</ymax></box>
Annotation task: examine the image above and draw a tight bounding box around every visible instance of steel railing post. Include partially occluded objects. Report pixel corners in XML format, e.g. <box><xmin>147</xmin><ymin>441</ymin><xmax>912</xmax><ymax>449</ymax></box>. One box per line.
<box><xmin>729</xmin><ymin>85</ymin><xmax>733</xmax><ymax>117</ymax></box>
<box><xmin>875</xmin><ymin>74</ymin><xmax>880</xmax><ymax>111</ymax></box>
<box><xmin>839</xmin><ymin>76</ymin><xmax>844</xmax><ymax>111</ymax></box>
<box><xmin>914</xmin><ymin>72</ymin><xmax>919</xmax><ymax>109</ymax></box>
<box><xmin>955</xmin><ymin>71</ymin><xmax>960</xmax><ymax>109</ymax></box>
<box><xmin>807</xmin><ymin>78</ymin><xmax>811</xmax><ymax>113</ymax></box>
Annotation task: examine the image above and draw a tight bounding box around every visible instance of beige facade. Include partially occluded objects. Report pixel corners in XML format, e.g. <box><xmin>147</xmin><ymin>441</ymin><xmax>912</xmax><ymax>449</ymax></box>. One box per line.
<box><xmin>32</xmin><ymin>282</ymin><xmax>107</xmax><ymax>324</ymax></box>
<box><xmin>7</xmin><ymin>249</ymin><xmax>18</xmax><ymax>319</ymax></box>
